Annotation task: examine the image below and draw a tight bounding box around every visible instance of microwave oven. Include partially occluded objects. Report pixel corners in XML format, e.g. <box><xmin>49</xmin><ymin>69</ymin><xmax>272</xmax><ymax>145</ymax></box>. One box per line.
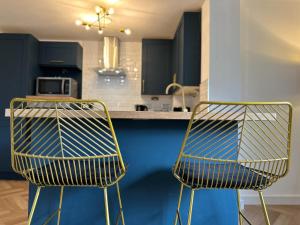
<box><xmin>36</xmin><ymin>77</ymin><xmax>78</xmax><ymax>98</ymax></box>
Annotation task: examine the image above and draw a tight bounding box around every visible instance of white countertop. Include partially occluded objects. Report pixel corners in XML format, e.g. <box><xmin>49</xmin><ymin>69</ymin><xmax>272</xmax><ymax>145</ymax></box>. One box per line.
<box><xmin>5</xmin><ymin>109</ymin><xmax>192</xmax><ymax>120</ymax></box>
<box><xmin>5</xmin><ymin>108</ymin><xmax>276</xmax><ymax>121</ymax></box>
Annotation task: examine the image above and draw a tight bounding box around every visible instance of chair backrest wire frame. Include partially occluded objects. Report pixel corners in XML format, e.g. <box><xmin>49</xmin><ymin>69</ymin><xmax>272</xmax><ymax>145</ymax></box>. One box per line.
<box><xmin>173</xmin><ymin>101</ymin><xmax>293</xmax><ymax>190</ymax></box>
<box><xmin>10</xmin><ymin>98</ymin><xmax>125</xmax><ymax>187</ymax></box>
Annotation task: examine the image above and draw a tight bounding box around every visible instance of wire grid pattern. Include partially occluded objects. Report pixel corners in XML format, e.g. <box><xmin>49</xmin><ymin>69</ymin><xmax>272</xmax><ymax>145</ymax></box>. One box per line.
<box><xmin>173</xmin><ymin>102</ymin><xmax>292</xmax><ymax>190</ymax></box>
<box><xmin>10</xmin><ymin>98</ymin><xmax>126</xmax><ymax>187</ymax></box>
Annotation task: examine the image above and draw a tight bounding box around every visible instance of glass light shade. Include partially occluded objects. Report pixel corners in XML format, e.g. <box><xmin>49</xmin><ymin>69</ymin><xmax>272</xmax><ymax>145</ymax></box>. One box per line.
<box><xmin>95</xmin><ymin>6</ymin><xmax>102</xmax><ymax>14</ymax></box>
<box><xmin>124</xmin><ymin>28</ymin><xmax>131</xmax><ymax>35</ymax></box>
<box><xmin>75</xmin><ymin>19</ymin><xmax>82</xmax><ymax>26</ymax></box>
<box><xmin>108</xmin><ymin>8</ymin><xmax>114</xmax><ymax>15</ymax></box>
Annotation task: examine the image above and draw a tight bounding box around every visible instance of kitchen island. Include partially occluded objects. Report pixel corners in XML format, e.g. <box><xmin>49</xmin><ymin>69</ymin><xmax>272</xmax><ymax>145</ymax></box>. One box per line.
<box><xmin>6</xmin><ymin>110</ymin><xmax>238</xmax><ymax>225</ymax></box>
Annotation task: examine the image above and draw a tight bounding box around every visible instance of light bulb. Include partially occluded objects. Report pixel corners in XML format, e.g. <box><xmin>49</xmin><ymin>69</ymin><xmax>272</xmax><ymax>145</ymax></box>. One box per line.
<box><xmin>75</xmin><ymin>19</ymin><xmax>82</xmax><ymax>26</ymax></box>
<box><xmin>124</xmin><ymin>28</ymin><xmax>131</xmax><ymax>35</ymax></box>
<box><xmin>108</xmin><ymin>8</ymin><xmax>114</xmax><ymax>15</ymax></box>
<box><xmin>85</xmin><ymin>25</ymin><xmax>91</xmax><ymax>30</ymax></box>
<box><xmin>98</xmin><ymin>29</ymin><xmax>104</xmax><ymax>35</ymax></box>
<box><xmin>95</xmin><ymin>6</ymin><xmax>102</xmax><ymax>14</ymax></box>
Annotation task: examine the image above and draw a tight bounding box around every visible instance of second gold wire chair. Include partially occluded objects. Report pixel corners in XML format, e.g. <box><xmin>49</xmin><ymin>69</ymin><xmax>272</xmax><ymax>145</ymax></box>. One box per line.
<box><xmin>172</xmin><ymin>102</ymin><xmax>293</xmax><ymax>225</ymax></box>
<box><xmin>10</xmin><ymin>98</ymin><xmax>126</xmax><ymax>225</ymax></box>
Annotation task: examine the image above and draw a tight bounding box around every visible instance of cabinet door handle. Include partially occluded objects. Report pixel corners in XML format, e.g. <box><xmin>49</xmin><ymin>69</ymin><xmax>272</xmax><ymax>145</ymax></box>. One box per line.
<box><xmin>142</xmin><ymin>80</ymin><xmax>145</xmax><ymax>93</ymax></box>
<box><xmin>49</xmin><ymin>60</ymin><xmax>65</xmax><ymax>63</ymax></box>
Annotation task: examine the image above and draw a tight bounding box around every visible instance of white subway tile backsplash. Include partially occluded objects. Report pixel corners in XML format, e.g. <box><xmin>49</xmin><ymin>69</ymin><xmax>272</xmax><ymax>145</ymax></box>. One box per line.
<box><xmin>81</xmin><ymin>40</ymin><xmax>198</xmax><ymax>111</ymax></box>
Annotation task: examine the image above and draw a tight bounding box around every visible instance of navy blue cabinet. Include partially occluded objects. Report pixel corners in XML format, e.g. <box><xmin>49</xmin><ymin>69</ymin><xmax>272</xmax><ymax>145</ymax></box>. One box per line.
<box><xmin>0</xmin><ymin>34</ymin><xmax>39</xmax><ymax>178</ymax></box>
<box><xmin>173</xmin><ymin>12</ymin><xmax>201</xmax><ymax>86</ymax></box>
<box><xmin>141</xmin><ymin>12</ymin><xmax>201</xmax><ymax>95</ymax></box>
<box><xmin>142</xmin><ymin>39</ymin><xmax>173</xmax><ymax>95</ymax></box>
<box><xmin>39</xmin><ymin>42</ymin><xmax>83</xmax><ymax>70</ymax></box>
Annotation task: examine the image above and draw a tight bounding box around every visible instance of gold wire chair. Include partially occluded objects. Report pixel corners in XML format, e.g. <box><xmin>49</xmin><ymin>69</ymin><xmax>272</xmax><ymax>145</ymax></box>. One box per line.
<box><xmin>172</xmin><ymin>102</ymin><xmax>293</xmax><ymax>225</ymax></box>
<box><xmin>10</xmin><ymin>98</ymin><xmax>126</xmax><ymax>225</ymax></box>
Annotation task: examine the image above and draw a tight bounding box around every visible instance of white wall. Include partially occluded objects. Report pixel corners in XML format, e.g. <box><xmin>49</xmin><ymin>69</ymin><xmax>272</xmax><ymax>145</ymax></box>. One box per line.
<box><xmin>199</xmin><ymin>0</ymin><xmax>210</xmax><ymax>102</ymax></box>
<box><xmin>240</xmin><ymin>0</ymin><xmax>300</xmax><ymax>204</ymax></box>
<box><xmin>203</xmin><ymin>0</ymin><xmax>300</xmax><ymax>204</ymax></box>
<box><xmin>204</xmin><ymin>0</ymin><xmax>242</xmax><ymax>101</ymax></box>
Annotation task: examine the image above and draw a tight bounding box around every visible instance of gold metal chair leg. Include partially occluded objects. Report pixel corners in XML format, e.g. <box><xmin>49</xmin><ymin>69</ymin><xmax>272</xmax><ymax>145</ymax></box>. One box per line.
<box><xmin>174</xmin><ymin>183</ymin><xmax>184</xmax><ymax>225</ymax></box>
<box><xmin>187</xmin><ymin>189</ymin><xmax>195</xmax><ymax>225</ymax></box>
<box><xmin>56</xmin><ymin>186</ymin><xmax>64</xmax><ymax>225</ymax></box>
<box><xmin>28</xmin><ymin>186</ymin><xmax>42</xmax><ymax>225</ymax></box>
<box><xmin>258</xmin><ymin>191</ymin><xmax>271</xmax><ymax>225</ymax></box>
<box><xmin>104</xmin><ymin>188</ymin><xmax>111</xmax><ymax>225</ymax></box>
<box><xmin>116</xmin><ymin>182</ymin><xmax>125</xmax><ymax>225</ymax></box>
<box><xmin>237</xmin><ymin>190</ymin><xmax>243</xmax><ymax>225</ymax></box>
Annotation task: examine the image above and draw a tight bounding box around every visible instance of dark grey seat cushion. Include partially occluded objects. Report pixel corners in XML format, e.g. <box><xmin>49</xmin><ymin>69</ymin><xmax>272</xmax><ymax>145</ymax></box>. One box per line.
<box><xmin>25</xmin><ymin>159</ymin><xmax>125</xmax><ymax>186</ymax></box>
<box><xmin>175</xmin><ymin>161</ymin><xmax>269</xmax><ymax>189</ymax></box>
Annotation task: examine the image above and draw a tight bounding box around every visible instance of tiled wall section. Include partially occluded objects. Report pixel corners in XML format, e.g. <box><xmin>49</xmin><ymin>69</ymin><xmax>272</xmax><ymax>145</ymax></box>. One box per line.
<box><xmin>82</xmin><ymin>41</ymin><xmax>198</xmax><ymax>111</ymax></box>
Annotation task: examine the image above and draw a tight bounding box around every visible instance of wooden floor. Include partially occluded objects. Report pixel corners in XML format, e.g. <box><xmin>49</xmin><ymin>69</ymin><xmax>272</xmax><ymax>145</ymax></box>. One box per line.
<box><xmin>0</xmin><ymin>181</ymin><xmax>27</xmax><ymax>225</ymax></box>
<box><xmin>0</xmin><ymin>180</ymin><xmax>299</xmax><ymax>225</ymax></box>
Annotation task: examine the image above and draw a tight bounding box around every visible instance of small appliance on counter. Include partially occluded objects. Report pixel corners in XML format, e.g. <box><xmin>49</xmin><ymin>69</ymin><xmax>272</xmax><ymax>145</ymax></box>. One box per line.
<box><xmin>173</xmin><ymin>107</ymin><xmax>191</xmax><ymax>112</ymax></box>
<box><xmin>36</xmin><ymin>77</ymin><xmax>78</xmax><ymax>98</ymax></box>
<box><xmin>135</xmin><ymin>104</ymin><xmax>148</xmax><ymax>111</ymax></box>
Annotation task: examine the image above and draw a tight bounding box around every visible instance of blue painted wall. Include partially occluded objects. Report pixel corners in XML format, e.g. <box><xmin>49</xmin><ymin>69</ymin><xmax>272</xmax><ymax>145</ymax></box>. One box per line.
<box><xmin>29</xmin><ymin>120</ymin><xmax>238</xmax><ymax>225</ymax></box>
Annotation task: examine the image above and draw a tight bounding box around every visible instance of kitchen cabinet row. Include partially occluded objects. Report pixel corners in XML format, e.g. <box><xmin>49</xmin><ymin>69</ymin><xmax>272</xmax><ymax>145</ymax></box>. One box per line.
<box><xmin>142</xmin><ymin>12</ymin><xmax>201</xmax><ymax>95</ymax></box>
<box><xmin>0</xmin><ymin>33</ymin><xmax>83</xmax><ymax>177</ymax></box>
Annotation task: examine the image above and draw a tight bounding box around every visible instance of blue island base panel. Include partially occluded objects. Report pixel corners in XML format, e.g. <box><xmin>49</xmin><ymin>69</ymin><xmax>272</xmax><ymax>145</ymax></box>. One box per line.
<box><xmin>28</xmin><ymin>120</ymin><xmax>238</xmax><ymax>225</ymax></box>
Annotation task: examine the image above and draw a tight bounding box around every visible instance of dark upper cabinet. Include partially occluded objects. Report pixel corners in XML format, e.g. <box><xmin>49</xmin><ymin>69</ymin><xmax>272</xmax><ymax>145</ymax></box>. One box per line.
<box><xmin>142</xmin><ymin>39</ymin><xmax>173</xmax><ymax>95</ymax></box>
<box><xmin>141</xmin><ymin>12</ymin><xmax>201</xmax><ymax>95</ymax></box>
<box><xmin>39</xmin><ymin>42</ymin><xmax>83</xmax><ymax>70</ymax></box>
<box><xmin>173</xmin><ymin>12</ymin><xmax>201</xmax><ymax>86</ymax></box>
<box><xmin>0</xmin><ymin>33</ymin><xmax>39</xmax><ymax>177</ymax></box>
<box><xmin>0</xmin><ymin>34</ymin><xmax>39</xmax><ymax>118</ymax></box>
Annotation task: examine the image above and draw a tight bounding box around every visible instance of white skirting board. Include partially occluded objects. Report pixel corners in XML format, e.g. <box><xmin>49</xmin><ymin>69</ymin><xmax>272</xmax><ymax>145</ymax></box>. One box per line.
<box><xmin>241</xmin><ymin>195</ymin><xmax>300</xmax><ymax>205</ymax></box>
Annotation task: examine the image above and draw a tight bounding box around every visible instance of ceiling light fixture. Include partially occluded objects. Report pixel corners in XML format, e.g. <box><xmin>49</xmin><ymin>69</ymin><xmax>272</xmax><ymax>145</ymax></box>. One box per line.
<box><xmin>98</xmin><ymin>29</ymin><xmax>104</xmax><ymax>35</ymax></box>
<box><xmin>75</xmin><ymin>19</ymin><xmax>82</xmax><ymax>26</ymax></box>
<box><xmin>75</xmin><ymin>6</ymin><xmax>131</xmax><ymax>36</ymax></box>
<box><xmin>120</xmin><ymin>28</ymin><xmax>132</xmax><ymax>36</ymax></box>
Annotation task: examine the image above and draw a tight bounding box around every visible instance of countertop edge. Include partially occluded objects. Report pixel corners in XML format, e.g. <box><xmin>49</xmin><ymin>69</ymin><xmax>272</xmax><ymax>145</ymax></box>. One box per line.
<box><xmin>5</xmin><ymin>109</ymin><xmax>192</xmax><ymax>120</ymax></box>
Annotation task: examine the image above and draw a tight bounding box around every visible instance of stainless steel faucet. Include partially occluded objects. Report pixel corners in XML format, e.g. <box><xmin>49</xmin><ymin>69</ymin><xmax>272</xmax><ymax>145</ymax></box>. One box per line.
<box><xmin>165</xmin><ymin>82</ymin><xmax>188</xmax><ymax>112</ymax></box>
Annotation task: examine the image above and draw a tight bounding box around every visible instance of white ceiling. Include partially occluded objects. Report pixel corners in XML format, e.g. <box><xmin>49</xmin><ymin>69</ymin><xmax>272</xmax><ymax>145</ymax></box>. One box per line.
<box><xmin>0</xmin><ymin>0</ymin><xmax>203</xmax><ymax>41</ymax></box>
